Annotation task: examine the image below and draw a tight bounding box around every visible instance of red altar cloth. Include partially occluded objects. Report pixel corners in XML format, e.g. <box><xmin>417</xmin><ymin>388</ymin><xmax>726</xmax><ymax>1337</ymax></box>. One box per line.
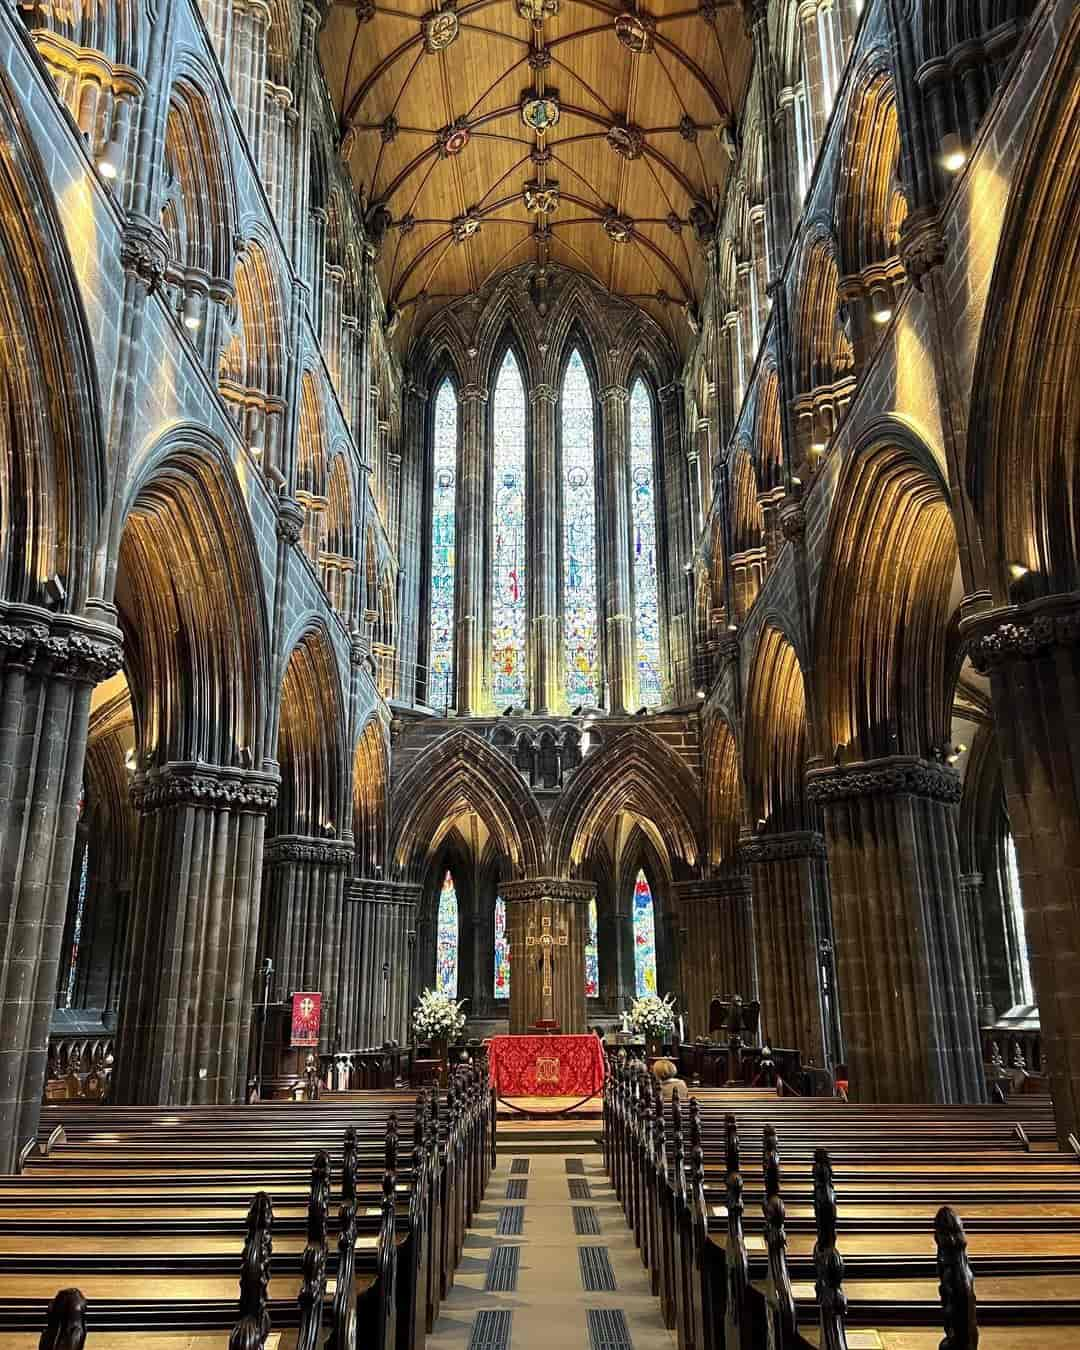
<box><xmin>487</xmin><ymin>1033</ymin><xmax>606</xmax><ymax>1098</ymax></box>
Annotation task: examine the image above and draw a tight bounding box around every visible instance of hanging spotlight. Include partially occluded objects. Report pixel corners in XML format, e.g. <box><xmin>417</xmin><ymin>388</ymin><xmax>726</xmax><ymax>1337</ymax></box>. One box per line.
<box><xmin>182</xmin><ymin>291</ymin><xmax>202</xmax><ymax>331</ymax></box>
<box><xmin>97</xmin><ymin>131</ymin><xmax>123</xmax><ymax>181</ymax></box>
<box><xmin>43</xmin><ymin>574</ymin><xmax>66</xmax><ymax>609</ymax></box>
<box><xmin>939</xmin><ymin>132</ymin><xmax>967</xmax><ymax>174</ymax></box>
<box><xmin>869</xmin><ymin>287</ymin><xmax>894</xmax><ymax>326</ymax></box>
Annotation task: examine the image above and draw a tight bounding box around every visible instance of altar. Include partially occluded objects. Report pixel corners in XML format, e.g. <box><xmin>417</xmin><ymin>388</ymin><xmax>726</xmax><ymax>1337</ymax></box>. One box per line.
<box><xmin>487</xmin><ymin>1033</ymin><xmax>606</xmax><ymax>1098</ymax></box>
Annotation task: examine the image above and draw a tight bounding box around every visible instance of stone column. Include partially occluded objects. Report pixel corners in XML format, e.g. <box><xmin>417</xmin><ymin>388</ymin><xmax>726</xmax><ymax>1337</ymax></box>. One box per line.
<box><xmin>261</xmin><ymin>835</ymin><xmax>353</xmax><ymax>1050</ymax></box>
<box><xmin>743</xmin><ymin>0</ymin><xmax>794</xmax><ymax>275</ymax></box>
<box><xmin>740</xmin><ymin>831</ymin><xmax>831</xmax><ymax>1067</ymax></box>
<box><xmin>501</xmin><ymin>879</ymin><xmax>596</xmax><ymax>1034</ymax></box>
<box><xmin>339</xmin><ymin>879</ymin><xmax>420</xmax><ymax>1047</ymax></box>
<box><xmin>599</xmin><ymin>386</ymin><xmax>634</xmax><ymax>713</ymax></box>
<box><xmin>114</xmin><ymin>763</ymin><xmax>279</xmax><ymax>1106</ymax></box>
<box><xmin>807</xmin><ymin>757</ymin><xmax>984</xmax><ymax>1103</ymax></box>
<box><xmin>672</xmin><ymin>873</ymin><xmax>757</xmax><ymax>1040</ymax></box>
<box><xmin>396</xmin><ymin>381</ymin><xmax>426</xmax><ymax>704</ymax></box>
<box><xmin>0</xmin><ymin>609</ymin><xmax>123</xmax><ymax>1172</ymax></box>
<box><xmin>530</xmin><ymin>382</ymin><xmax>560</xmax><ymax>713</ymax></box>
<box><xmin>962</xmin><ymin>595</ymin><xmax>1080</xmax><ymax>1143</ymax></box>
<box><xmin>455</xmin><ymin>384</ymin><xmax>488</xmax><ymax>714</ymax></box>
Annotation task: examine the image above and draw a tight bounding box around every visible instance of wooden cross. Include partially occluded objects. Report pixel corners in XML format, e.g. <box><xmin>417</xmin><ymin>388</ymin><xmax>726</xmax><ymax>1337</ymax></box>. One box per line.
<box><xmin>526</xmin><ymin>914</ymin><xmax>568</xmax><ymax>1023</ymax></box>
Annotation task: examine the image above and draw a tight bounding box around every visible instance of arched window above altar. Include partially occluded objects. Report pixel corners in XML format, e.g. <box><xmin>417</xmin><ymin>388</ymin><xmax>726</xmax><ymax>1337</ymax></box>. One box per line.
<box><xmin>630</xmin><ymin>379</ymin><xmax>661</xmax><ymax>707</ymax></box>
<box><xmin>562</xmin><ymin>348</ymin><xmax>599</xmax><ymax>706</ymax></box>
<box><xmin>633</xmin><ymin>869</ymin><xmax>657</xmax><ymax>996</ymax></box>
<box><xmin>585</xmin><ymin>895</ymin><xmax>599</xmax><ymax>998</ymax></box>
<box><xmin>491</xmin><ymin>350</ymin><xmax>527</xmax><ymax>708</ymax></box>
<box><xmin>436</xmin><ymin>870</ymin><xmax>459</xmax><ymax>998</ymax></box>
<box><xmin>494</xmin><ymin>894</ymin><xmax>510</xmax><ymax>1000</ymax></box>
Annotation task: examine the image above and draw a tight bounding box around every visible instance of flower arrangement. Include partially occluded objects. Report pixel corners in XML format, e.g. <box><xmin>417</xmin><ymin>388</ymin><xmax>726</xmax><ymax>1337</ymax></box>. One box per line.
<box><xmin>412</xmin><ymin>988</ymin><xmax>467</xmax><ymax>1043</ymax></box>
<box><xmin>629</xmin><ymin>993</ymin><xmax>677</xmax><ymax>1040</ymax></box>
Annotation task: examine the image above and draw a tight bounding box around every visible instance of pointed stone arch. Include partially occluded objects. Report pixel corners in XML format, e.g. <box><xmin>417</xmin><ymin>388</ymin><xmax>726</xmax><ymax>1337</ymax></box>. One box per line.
<box><xmin>389</xmin><ymin>729</ymin><xmax>546</xmax><ymax>883</ymax></box>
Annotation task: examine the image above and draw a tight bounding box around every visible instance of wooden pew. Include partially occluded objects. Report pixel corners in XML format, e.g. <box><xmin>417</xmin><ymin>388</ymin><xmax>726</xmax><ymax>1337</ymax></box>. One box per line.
<box><xmin>1</xmin><ymin>1066</ymin><xmax>492</xmax><ymax>1346</ymax></box>
<box><xmin>603</xmin><ymin>1057</ymin><xmax>1080</xmax><ymax>1349</ymax></box>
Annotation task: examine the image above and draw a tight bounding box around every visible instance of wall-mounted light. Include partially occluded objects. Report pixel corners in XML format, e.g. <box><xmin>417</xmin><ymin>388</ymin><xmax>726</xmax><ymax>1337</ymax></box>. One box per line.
<box><xmin>248</xmin><ymin>443</ymin><xmax>263</xmax><ymax>460</ymax></box>
<box><xmin>98</xmin><ymin>132</ymin><xmax>123</xmax><ymax>181</ymax></box>
<box><xmin>939</xmin><ymin>132</ymin><xmax>967</xmax><ymax>174</ymax></box>
<box><xmin>869</xmin><ymin>287</ymin><xmax>894</xmax><ymax>326</ymax></box>
<box><xmin>696</xmin><ymin>689</ymin><xmax>706</xmax><ymax>700</ymax></box>
<box><xmin>182</xmin><ymin>292</ymin><xmax>202</xmax><ymax>331</ymax></box>
<box><xmin>43</xmin><ymin>574</ymin><xmax>66</xmax><ymax>609</ymax></box>
<box><xmin>1008</xmin><ymin>561</ymin><xmax>1030</xmax><ymax>580</ymax></box>
<box><xmin>124</xmin><ymin>747</ymin><xmax>137</xmax><ymax>773</ymax></box>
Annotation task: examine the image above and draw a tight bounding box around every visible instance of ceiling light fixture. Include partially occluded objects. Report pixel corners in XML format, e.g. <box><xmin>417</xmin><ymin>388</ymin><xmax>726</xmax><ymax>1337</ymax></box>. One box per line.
<box><xmin>98</xmin><ymin>133</ymin><xmax>123</xmax><ymax>181</ymax></box>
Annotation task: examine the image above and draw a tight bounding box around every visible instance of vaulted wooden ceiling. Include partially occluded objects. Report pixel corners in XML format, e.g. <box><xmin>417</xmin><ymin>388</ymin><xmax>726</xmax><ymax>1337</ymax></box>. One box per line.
<box><xmin>321</xmin><ymin>0</ymin><xmax>752</xmax><ymax>355</ymax></box>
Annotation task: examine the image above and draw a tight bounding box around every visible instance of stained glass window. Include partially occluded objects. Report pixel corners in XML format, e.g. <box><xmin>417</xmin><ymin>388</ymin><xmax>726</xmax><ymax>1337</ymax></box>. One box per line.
<box><xmin>630</xmin><ymin>379</ymin><xmax>661</xmax><ymax>706</ymax></box>
<box><xmin>491</xmin><ymin>350</ymin><xmax>527</xmax><ymax>708</ymax></box>
<box><xmin>430</xmin><ymin>378</ymin><xmax>457</xmax><ymax>706</ymax></box>
<box><xmin>585</xmin><ymin>895</ymin><xmax>599</xmax><ymax>998</ymax></box>
<box><xmin>562</xmin><ymin>349</ymin><xmax>599</xmax><ymax>706</ymax></box>
<box><xmin>633</xmin><ymin>869</ymin><xmax>657</xmax><ymax>997</ymax></box>
<box><xmin>494</xmin><ymin>894</ymin><xmax>510</xmax><ymax>999</ymax></box>
<box><xmin>435</xmin><ymin>870</ymin><xmax>459</xmax><ymax>998</ymax></box>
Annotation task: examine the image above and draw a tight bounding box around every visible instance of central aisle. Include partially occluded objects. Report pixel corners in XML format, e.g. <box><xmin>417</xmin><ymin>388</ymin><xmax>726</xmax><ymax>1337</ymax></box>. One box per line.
<box><xmin>427</xmin><ymin>1147</ymin><xmax>676</xmax><ymax>1350</ymax></box>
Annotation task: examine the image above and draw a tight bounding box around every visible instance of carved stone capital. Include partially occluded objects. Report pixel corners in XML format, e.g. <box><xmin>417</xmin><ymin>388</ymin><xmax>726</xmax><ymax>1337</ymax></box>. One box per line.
<box><xmin>672</xmin><ymin>871</ymin><xmax>751</xmax><ymax>902</ymax></box>
<box><xmin>345</xmin><ymin>878</ymin><xmax>423</xmax><ymax>907</ymax></box>
<box><xmin>806</xmin><ymin>755</ymin><xmax>961</xmax><ymax>807</ymax></box>
<box><xmin>899</xmin><ymin>207</ymin><xmax>946</xmax><ymax>292</ymax></box>
<box><xmin>739</xmin><ymin>830</ymin><xmax>826</xmax><ymax>865</ymax></box>
<box><xmin>599</xmin><ymin>385</ymin><xmax>630</xmax><ymax>406</ymax></box>
<box><xmin>459</xmin><ymin>383</ymin><xmax>489</xmax><ymax>404</ymax></box>
<box><xmin>130</xmin><ymin>763</ymin><xmax>280</xmax><ymax>814</ymax></box>
<box><xmin>120</xmin><ymin>216</ymin><xmax>170</xmax><ymax>291</ymax></box>
<box><xmin>717</xmin><ymin>633</ymin><xmax>741</xmax><ymax>666</ymax></box>
<box><xmin>0</xmin><ymin>605</ymin><xmax>124</xmax><ymax>685</ymax></box>
<box><xmin>264</xmin><ymin>834</ymin><xmax>354</xmax><ymax>867</ymax></box>
<box><xmin>961</xmin><ymin>592</ymin><xmax>1080</xmax><ymax>674</ymax></box>
<box><xmin>530</xmin><ymin>383</ymin><xmax>559</xmax><ymax>405</ymax></box>
<box><xmin>501</xmin><ymin>878</ymin><xmax>597</xmax><ymax>905</ymax></box>
<box><xmin>276</xmin><ymin>496</ymin><xmax>306</xmax><ymax>544</ymax></box>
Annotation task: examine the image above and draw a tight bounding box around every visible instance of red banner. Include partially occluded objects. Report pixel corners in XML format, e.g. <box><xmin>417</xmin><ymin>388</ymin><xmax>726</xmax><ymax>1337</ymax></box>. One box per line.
<box><xmin>487</xmin><ymin>1034</ymin><xmax>605</xmax><ymax>1098</ymax></box>
<box><xmin>290</xmin><ymin>991</ymin><xmax>322</xmax><ymax>1047</ymax></box>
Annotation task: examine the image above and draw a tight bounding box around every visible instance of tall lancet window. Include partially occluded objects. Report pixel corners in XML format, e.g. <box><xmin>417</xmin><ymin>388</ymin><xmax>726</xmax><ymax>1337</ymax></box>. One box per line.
<box><xmin>494</xmin><ymin>894</ymin><xmax>510</xmax><ymax>1000</ymax></box>
<box><xmin>630</xmin><ymin>379</ymin><xmax>661</xmax><ymax>706</ymax></box>
<box><xmin>585</xmin><ymin>896</ymin><xmax>599</xmax><ymax>998</ymax></box>
<box><xmin>562</xmin><ymin>349</ymin><xmax>599</xmax><ymax>706</ymax></box>
<box><xmin>435</xmin><ymin>870</ymin><xmax>459</xmax><ymax>998</ymax></box>
<box><xmin>491</xmin><ymin>350</ymin><xmax>527</xmax><ymax>708</ymax></box>
<box><xmin>633</xmin><ymin>869</ymin><xmax>657</xmax><ymax>996</ymax></box>
<box><xmin>430</xmin><ymin>379</ymin><xmax>458</xmax><ymax>704</ymax></box>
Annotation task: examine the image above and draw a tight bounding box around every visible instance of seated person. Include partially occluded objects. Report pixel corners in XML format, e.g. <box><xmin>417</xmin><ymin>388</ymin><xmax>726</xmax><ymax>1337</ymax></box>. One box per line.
<box><xmin>652</xmin><ymin>1056</ymin><xmax>689</xmax><ymax>1103</ymax></box>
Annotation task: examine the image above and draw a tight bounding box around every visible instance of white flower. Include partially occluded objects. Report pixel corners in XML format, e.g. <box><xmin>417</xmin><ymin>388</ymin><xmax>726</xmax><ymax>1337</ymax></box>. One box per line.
<box><xmin>412</xmin><ymin>988</ymin><xmax>467</xmax><ymax>1041</ymax></box>
<box><xmin>629</xmin><ymin>993</ymin><xmax>677</xmax><ymax>1038</ymax></box>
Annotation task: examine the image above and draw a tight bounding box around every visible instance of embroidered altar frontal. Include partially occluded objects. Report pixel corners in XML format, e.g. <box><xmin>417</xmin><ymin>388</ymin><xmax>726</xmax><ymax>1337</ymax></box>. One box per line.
<box><xmin>487</xmin><ymin>1033</ymin><xmax>606</xmax><ymax>1097</ymax></box>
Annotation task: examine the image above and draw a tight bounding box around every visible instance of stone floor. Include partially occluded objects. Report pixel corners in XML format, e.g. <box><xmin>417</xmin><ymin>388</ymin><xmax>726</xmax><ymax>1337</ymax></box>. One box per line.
<box><xmin>427</xmin><ymin>1148</ymin><xmax>676</xmax><ymax>1350</ymax></box>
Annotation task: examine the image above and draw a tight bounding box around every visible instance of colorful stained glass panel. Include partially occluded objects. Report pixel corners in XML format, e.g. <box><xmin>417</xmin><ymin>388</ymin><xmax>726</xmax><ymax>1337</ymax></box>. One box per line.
<box><xmin>633</xmin><ymin>869</ymin><xmax>657</xmax><ymax>997</ymax></box>
<box><xmin>494</xmin><ymin>894</ymin><xmax>510</xmax><ymax>999</ymax></box>
<box><xmin>436</xmin><ymin>870</ymin><xmax>459</xmax><ymax>998</ymax></box>
<box><xmin>629</xmin><ymin>379</ymin><xmax>661</xmax><ymax>706</ymax></box>
<box><xmin>562</xmin><ymin>349</ymin><xmax>599</xmax><ymax>706</ymax></box>
<box><xmin>585</xmin><ymin>896</ymin><xmax>599</xmax><ymax>998</ymax></box>
<box><xmin>430</xmin><ymin>379</ymin><xmax>458</xmax><ymax>706</ymax></box>
<box><xmin>491</xmin><ymin>351</ymin><xmax>527</xmax><ymax>708</ymax></box>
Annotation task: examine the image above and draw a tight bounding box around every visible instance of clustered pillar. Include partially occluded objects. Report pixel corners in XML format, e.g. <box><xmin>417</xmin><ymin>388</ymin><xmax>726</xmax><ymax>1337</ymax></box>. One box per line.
<box><xmin>501</xmin><ymin>879</ymin><xmax>596</xmax><ymax>1034</ymax></box>
<box><xmin>599</xmin><ymin>386</ymin><xmax>635</xmax><ymax>714</ymax></box>
<box><xmin>963</xmin><ymin>596</ymin><xmax>1080</xmax><ymax>1144</ymax></box>
<box><xmin>672</xmin><ymin>872</ymin><xmax>756</xmax><ymax>1039</ymax></box>
<box><xmin>455</xmin><ymin>384</ymin><xmax>488</xmax><ymax>714</ymax></box>
<box><xmin>339</xmin><ymin>879</ymin><xmax>421</xmax><ymax>1048</ymax></box>
<box><xmin>529</xmin><ymin>383</ymin><xmax>560</xmax><ymax>713</ymax></box>
<box><xmin>807</xmin><ymin>756</ymin><xmax>984</xmax><ymax>1103</ymax></box>
<box><xmin>114</xmin><ymin>763</ymin><xmax>278</xmax><ymax>1106</ymax></box>
<box><xmin>0</xmin><ymin>610</ymin><xmax>123</xmax><ymax>1173</ymax></box>
<box><xmin>260</xmin><ymin>835</ymin><xmax>353</xmax><ymax>1050</ymax></box>
<box><xmin>741</xmin><ymin>831</ymin><xmax>832</xmax><ymax>1067</ymax></box>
